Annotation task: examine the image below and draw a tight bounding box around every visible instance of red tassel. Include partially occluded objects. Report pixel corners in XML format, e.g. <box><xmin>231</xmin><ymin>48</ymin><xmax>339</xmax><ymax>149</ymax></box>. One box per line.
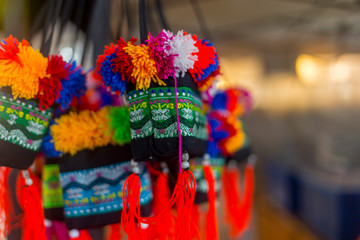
<box><xmin>222</xmin><ymin>166</ymin><xmax>242</xmax><ymax>238</ymax></box>
<box><xmin>121</xmin><ymin>167</ymin><xmax>197</xmax><ymax>240</ymax></box>
<box><xmin>174</xmin><ymin>170</ymin><xmax>197</xmax><ymax>240</ymax></box>
<box><xmin>0</xmin><ymin>167</ymin><xmax>11</xmax><ymax>238</ymax></box>
<box><xmin>190</xmin><ymin>204</ymin><xmax>202</xmax><ymax>239</ymax></box>
<box><xmin>222</xmin><ymin>164</ymin><xmax>255</xmax><ymax>238</ymax></box>
<box><xmin>236</xmin><ymin>164</ymin><xmax>255</xmax><ymax>236</ymax></box>
<box><xmin>107</xmin><ymin>223</ymin><xmax>122</xmax><ymax>240</ymax></box>
<box><xmin>16</xmin><ymin>170</ymin><xmax>47</xmax><ymax>240</ymax></box>
<box><xmin>151</xmin><ymin>172</ymin><xmax>173</xmax><ymax>239</ymax></box>
<box><xmin>203</xmin><ymin>166</ymin><xmax>219</xmax><ymax>240</ymax></box>
<box><xmin>70</xmin><ymin>230</ymin><xmax>93</xmax><ymax>240</ymax></box>
<box><xmin>121</xmin><ymin>173</ymin><xmax>142</xmax><ymax>240</ymax></box>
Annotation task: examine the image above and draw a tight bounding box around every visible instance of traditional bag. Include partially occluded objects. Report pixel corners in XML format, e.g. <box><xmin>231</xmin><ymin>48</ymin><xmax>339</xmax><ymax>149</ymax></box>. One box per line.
<box><xmin>48</xmin><ymin>106</ymin><xmax>153</xmax><ymax>230</ymax></box>
<box><xmin>0</xmin><ymin>36</ymin><xmax>85</xmax><ymax>169</ymax></box>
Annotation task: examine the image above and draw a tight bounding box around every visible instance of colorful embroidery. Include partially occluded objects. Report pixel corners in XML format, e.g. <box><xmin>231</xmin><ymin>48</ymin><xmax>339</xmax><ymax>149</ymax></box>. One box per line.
<box><xmin>0</xmin><ymin>91</ymin><xmax>52</xmax><ymax>151</ymax></box>
<box><xmin>192</xmin><ymin>157</ymin><xmax>225</xmax><ymax>193</ymax></box>
<box><xmin>60</xmin><ymin>162</ymin><xmax>153</xmax><ymax>218</ymax></box>
<box><xmin>149</xmin><ymin>87</ymin><xmax>207</xmax><ymax>140</ymax></box>
<box><xmin>128</xmin><ymin>90</ymin><xmax>153</xmax><ymax>139</ymax></box>
<box><xmin>42</xmin><ymin>164</ymin><xmax>64</xmax><ymax>209</ymax></box>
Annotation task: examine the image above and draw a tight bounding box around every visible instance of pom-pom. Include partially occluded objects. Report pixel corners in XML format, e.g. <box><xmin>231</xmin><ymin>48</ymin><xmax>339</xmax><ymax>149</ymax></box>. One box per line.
<box><xmin>37</xmin><ymin>55</ymin><xmax>69</xmax><ymax>110</ymax></box>
<box><xmin>107</xmin><ymin>106</ymin><xmax>131</xmax><ymax>145</ymax></box>
<box><xmin>12</xmin><ymin>43</ymin><xmax>48</xmax><ymax>99</ymax></box>
<box><xmin>97</xmin><ymin>43</ymin><xmax>127</xmax><ymax>94</ymax></box>
<box><xmin>164</xmin><ymin>30</ymin><xmax>198</xmax><ymax>77</ymax></box>
<box><xmin>111</xmin><ymin>38</ymin><xmax>137</xmax><ymax>84</ymax></box>
<box><xmin>40</xmin><ymin>121</ymin><xmax>63</xmax><ymax>158</ymax></box>
<box><xmin>51</xmin><ymin>107</ymin><xmax>114</xmax><ymax>155</ymax></box>
<box><xmin>189</xmin><ymin>37</ymin><xmax>217</xmax><ymax>81</ymax></box>
<box><xmin>96</xmin><ymin>43</ymin><xmax>117</xmax><ymax>80</ymax></box>
<box><xmin>0</xmin><ymin>35</ymin><xmax>28</xmax><ymax>64</ymax></box>
<box><xmin>208</xmin><ymin>110</ymin><xmax>245</xmax><ymax>157</ymax></box>
<box><xmin>211</xmin><ymin>88</ymin><xmax>252</xmax><ymax>117</ymax></box>
<box><xmin>56</xmin><ymin>61</ymin><xmax>86</xmax><ymax>110</ymax></box>
<box><xmin>146</xmin><ymin>31</ymin><xmax>176</xmax><ymax>80</ymax></box>
<box><xmin>125</xmin><ymin>44</ymin><xmax>165</xmax><ymax>90</ymax></box>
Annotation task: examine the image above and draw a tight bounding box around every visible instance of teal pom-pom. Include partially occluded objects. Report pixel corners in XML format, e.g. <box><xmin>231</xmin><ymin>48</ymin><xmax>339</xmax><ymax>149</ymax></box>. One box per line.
<box><xmin>107</xmin><ymin>106</ymin><xmax>131</xmax><ymax>145</ymax></box>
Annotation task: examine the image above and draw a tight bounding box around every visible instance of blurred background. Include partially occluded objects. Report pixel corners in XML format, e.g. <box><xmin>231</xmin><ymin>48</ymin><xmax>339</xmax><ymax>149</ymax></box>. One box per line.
<box><xmin>1</xmin><ymin>0</ymin><xmax>360</xmax><ymax>239</ymax></box>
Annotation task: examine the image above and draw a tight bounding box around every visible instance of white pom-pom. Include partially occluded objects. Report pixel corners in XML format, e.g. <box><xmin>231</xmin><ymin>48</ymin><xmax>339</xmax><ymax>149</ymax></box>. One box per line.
<box><xmin>164</xmin><ymin>30</ymin><xmax>198</xmax><ymax>77</ymax></box>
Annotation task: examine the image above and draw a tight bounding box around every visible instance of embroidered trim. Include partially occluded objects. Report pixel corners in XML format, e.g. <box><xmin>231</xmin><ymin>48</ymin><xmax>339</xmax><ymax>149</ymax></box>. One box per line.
<box><xmin>128</xmin><ymin>90</ymin><xmax>153</xmax><ymax>139</ymax></box>
<box><xmin>0</xmin><ymin>92</ymin><xmax>52</xmax><ymax>151</ymax></box>
<box><xmin>60</xmin><ymin>162</ymin><xmax>153</xmax><ymax>218</ymax></box>
<box><xmin>149</xmin><ymin>87</ymin><xmax>207</xmax><ymax>140</ymax></box>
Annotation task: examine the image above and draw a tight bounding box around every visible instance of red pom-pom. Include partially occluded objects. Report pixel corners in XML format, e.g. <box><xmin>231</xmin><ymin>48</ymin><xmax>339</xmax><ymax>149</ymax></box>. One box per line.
<box><xmin>189</xmin><ymin>36</ymin><xmax>216</xmax><ymax>81</ymax></box>
<box><xmin>37</xmin><ymin>55</ymin><xmax>70</xmax><ymax>110</ymax></box>
<box><xmin>0</xmin><ymin>35</ymin><xmax>29</xmax><ymax>64</ymax></box>
<box><xmin>111</xmin><ymin>38</ymin><xmax>137</xmax><ymax>84</ymax></box>
<box><xmin>95</xmin><ymin>43</ymin><xmax>117</xmax><ymax>80</ymax></box>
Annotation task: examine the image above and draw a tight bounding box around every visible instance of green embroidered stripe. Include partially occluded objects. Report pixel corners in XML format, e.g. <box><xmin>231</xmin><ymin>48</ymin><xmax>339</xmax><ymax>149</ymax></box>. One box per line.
<box><xmin>0</xmin><ymin>92</ymin><xmax>52</xmax><ymax>151</ymax></box>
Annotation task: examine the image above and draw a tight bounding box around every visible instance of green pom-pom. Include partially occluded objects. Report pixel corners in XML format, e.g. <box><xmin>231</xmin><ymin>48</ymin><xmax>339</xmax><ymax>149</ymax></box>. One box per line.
<box><xmin>107</xmin><ymin>106</ymin><xmax>131</xmax><ymax>145</ymax></box>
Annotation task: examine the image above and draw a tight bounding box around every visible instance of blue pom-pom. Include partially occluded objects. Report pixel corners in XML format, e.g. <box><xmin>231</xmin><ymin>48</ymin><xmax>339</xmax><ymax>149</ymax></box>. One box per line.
<box><xmin>56</xmin><ymin>61</ymin><xmax>86</xmax><ymax>110</ymax></box>
<box><xmin>211</xmin><ymin>92</ymin><xmax>227</xmax><ymax>110</ymax></box>
<box><xmin>99</xmin><ymin>52</ymin><xmax>127</xmax><ymax>94</ymax></box>
<box><xmin>207</xmin><ymin>140</ymin><xmax>221</xmax><ymax>158</ymax></box>
<box><xmin>40</xmin><ymin>122</ymin><xmax>63</xmax><ymax>158</ymax></box>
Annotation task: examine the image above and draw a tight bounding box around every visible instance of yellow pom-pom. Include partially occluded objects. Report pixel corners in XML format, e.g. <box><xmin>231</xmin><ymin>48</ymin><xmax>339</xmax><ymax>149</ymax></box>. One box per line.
<box><xmin>11</xmin><ymin>44</ymin><xmax>48</xmax><ymax>99</ymax></box>
<box><xmin>223</xmin><ymin>117</ymin><xmax>245</xmax><ymax>155</ymax></box>
<box><xmin>0</xmin><ymin>60</ymin><xmax>21</xmax><ymax>88</ymax></box>
<box><xmin>125</xmin><ymin>44</ymin><xmax>165</xmax><ymax>90</ymax></box>
<box><xmin>51</xmin><ymin>107</ymin><xmax>114</xmax><ymax>155</ymax></box>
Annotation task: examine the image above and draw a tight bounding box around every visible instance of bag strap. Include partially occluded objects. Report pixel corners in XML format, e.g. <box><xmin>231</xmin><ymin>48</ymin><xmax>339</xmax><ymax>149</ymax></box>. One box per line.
<box><xmin>139</xmin><ymin>0</ymin><xmax>148</xmax><ymax>43</ymax></box>
<box><xmin>40</xmin><ymin>0</ymin><xmax>63</xmax><ymax>57</ymax></box>
<box><xmin>155</xmin><ymin>0</ymin><xmax>169</xmax><ymax>30</ymax></box>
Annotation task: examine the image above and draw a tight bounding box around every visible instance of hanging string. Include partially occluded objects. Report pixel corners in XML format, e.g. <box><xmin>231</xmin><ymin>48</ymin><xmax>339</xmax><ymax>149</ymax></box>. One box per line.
<box><xmin>139</xmin><ymin>0</ymin><xmax>148</xmax><ymax>43</ymax></box>
<box><xmin>174</xmin><ymin>75</ymin><xmax>183</xmax><ymax>174</ymax></box>
<box><xmin>41</xmin><ymin>0</ymin><xmax>64</xmax><ymax>57</ymax></box>
<box><xmin>155</xmin><ymin>0</ymin><xmax>169</xmax><ymax>30</ymax></box>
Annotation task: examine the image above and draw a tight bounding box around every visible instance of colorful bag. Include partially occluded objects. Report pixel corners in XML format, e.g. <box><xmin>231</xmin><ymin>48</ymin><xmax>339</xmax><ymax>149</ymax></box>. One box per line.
<box><xmin>0</xmin><ymin>36</ymin><xmax>86</xmax><ymax>169</ymax></box>
<box><xmin>47</xmin><ymin>106</ymin><xmax>153</xmax><ymax>230</ymax></box>
<box><xmin>128</xmin><ymin>73</ymin><xmax>208</xmax><ymax>162</ymax></box>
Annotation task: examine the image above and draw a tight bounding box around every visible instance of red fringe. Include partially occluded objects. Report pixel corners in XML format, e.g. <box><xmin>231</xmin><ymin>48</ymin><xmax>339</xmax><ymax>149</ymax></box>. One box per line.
<box><xmin>121</xmin><ymin>173</ymin><xmax>142</xmax><ymax>240</ymax></box>
<box><xmin>121</xmin><ymin>169</ymin><xmax>197</xmax><ymax>240</ymax></box>
<box><xmin>0</xmin><ymin>167</ymin><xmax>11</xmax><ymax>238</ymax></box>
<box><xmin>191</xmin><ymin>205</ymin><xmax>201</xmax><ymax>240</ymax></box>
<box><xmin>16</xmin><ymin>170</ymin><xmax>46</xmax><ymax>240</ymax></box>
<box><xmin>203</xmin><ymin>166</ymin><xmax>219</xmax><ymax>240</ymax></box>
<box><xmin>149</xmin><ymin>172</ymin><xmax>173</xmax><ymax>239</ymax></box>
<box><xmin>174</xmin><ymin>170</ymin><xmax>197</xmax><ymax>240</ymax></box>
<box><xmin>107</xmin><ymin>223</ymin><xmax>122</xmax><ymax>240</ymax></box>
<box><xmin>222</xmin><ymin>164</ymin><xmax>255</xmax><ymax>238</ymax></box>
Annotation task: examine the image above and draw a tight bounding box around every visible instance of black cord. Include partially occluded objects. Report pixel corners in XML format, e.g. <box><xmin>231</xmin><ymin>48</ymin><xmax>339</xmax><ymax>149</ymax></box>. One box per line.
<box><xmin>41</xmin><ymin>0</ymin><xmax>64</xmax><ymax>57</ymax></box>
<box><xmin>155</xmin><ymin>0</ymin><xmax>169</xmax><ymax>30</ymax></box>
<box><xmin>139</xmin><ymin>0</ymin><xmax>148</xmax><ymax>43</ymax></box>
